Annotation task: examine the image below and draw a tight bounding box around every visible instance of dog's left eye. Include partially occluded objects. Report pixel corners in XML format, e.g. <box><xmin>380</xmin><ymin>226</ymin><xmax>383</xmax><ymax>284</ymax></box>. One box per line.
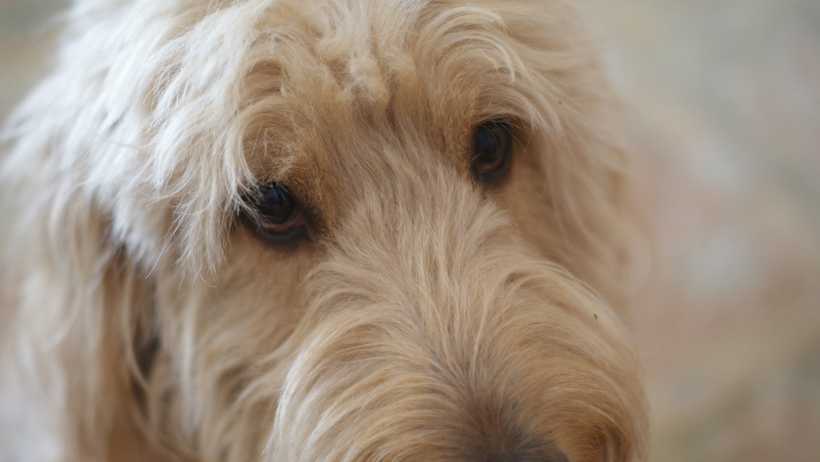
<box><xmin>241</xmin><ymin>183</ymin><xmax>306</xmax><ymax>240</ymax></box>
<box><xmin>471</xmin><ymin>120</ymin><xmax>514</xmax><ymax>185</ymax></box>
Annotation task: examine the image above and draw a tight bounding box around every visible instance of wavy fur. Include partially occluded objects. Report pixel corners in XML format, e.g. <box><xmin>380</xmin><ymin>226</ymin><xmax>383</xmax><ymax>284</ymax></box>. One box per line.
<box><xmin>1</xmin><ymin>0</ymin><xmax>647</xmax><ymax>461</ymax></box>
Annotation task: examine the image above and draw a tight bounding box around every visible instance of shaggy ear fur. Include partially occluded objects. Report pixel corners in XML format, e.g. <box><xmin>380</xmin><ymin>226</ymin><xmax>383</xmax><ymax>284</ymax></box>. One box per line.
<box><xmin>0</xmin><ymin>0</ymin><xmax>255</xmax><ymax>448</ymax></box>
<box><xmin>0</xmin><ymin>188</ymin><xmax>160</xmax><ymax>460</ymax></box>
<box><xmin>0</xmin><ymin>99</ymin><xmax>174</xmax><ymax>456</ymax></box>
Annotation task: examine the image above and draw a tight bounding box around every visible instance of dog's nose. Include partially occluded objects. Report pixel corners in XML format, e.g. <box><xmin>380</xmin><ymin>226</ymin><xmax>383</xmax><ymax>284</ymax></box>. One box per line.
<box><xmin>467</xmin><ymin>439</ymin><xmax>570</xmax><ymax>462</ymax></box>
<box><xmin>473</xmin><ymin>450</ymin><xmax>569</xmax><ymax>462</ymax></box>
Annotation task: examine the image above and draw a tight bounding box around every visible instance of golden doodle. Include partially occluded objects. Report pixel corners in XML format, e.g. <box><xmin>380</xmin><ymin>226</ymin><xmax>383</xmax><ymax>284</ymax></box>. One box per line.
<box><xmin>0</xmin><ymin>0</ymin><xmax>648</xmax><ymax>460</ymax></box>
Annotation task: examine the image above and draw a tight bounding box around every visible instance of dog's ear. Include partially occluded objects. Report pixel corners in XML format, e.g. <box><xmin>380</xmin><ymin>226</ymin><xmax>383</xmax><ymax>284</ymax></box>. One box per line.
<box><xmin>0</xmin><ymin>155</ymin><xmax>167</xmax><ymax>460</ymax></box>
<box><xmin>0</xmin><ymin>0</ymin><xmax>255</xmax><ymax>455</ymax></box>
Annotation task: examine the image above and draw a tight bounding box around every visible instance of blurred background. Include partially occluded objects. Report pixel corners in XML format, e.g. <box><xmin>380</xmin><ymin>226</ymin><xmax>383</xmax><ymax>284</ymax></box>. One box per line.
<box><xmin>2</xmin><ymin>0</ymin><xmax>819</xmax><ymax>461</ymax></box>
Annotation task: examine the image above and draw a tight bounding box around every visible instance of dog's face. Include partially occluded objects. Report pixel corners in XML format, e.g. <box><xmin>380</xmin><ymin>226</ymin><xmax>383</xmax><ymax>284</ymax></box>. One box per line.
<box><xmin>1</xmin><ymin>0</ymin><xmax>646</xmax><ymax>461</ymax></box>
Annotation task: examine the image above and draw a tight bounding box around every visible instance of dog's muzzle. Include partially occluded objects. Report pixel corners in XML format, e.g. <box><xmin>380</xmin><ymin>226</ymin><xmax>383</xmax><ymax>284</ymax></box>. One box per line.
<box><xmin>267</xmin><ymin>181</ymin><xmax>644</xmax><ymax>462</ymax></box>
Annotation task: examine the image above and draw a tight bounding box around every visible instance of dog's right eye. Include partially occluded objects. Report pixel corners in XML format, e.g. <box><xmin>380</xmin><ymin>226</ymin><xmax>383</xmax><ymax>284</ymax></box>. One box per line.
<box><xmin>241</xmin><ymin>183</ymin><xmax>306</xmax><ymax>241</ymax></box>
<box><xmin>471</xmin><ymin>120</ymin><xmax>514</xmax><ymax>186</ymax></box>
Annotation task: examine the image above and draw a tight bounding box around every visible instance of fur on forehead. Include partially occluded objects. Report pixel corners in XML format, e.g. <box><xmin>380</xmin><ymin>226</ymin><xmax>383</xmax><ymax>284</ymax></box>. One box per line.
<box><xmin>3</xmin><ymin>0</ymin><xmax>620</xmax><ymax>278</ymax></box>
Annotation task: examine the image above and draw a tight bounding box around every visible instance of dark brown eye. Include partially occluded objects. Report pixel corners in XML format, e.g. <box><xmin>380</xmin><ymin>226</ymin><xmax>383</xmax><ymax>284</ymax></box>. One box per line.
<box><xmin>242</xmin><ymin>183</ymin><xmax>306</xmax><ymax>240</ymax></box>
<box><xmin>471</xmin><ymin>120</ymin><xmax>513</xmax><ymax>184</ymax></box>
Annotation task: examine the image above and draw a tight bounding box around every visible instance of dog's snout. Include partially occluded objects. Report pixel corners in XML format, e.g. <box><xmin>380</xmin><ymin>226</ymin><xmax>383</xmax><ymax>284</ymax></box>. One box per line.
<box><xmin>263</xmin><ymin>181</ymin><xmax>643</xmax><ymax>461</ymax></box>
<box><xmin>466</xmin><ymin>433</ymin><xmax>571</xmax><ymax>462</ymax></box>
<box><xmin>475</xmin><ymin>451</ymin><xmax>569</xmax><ymax>462</ymax></box>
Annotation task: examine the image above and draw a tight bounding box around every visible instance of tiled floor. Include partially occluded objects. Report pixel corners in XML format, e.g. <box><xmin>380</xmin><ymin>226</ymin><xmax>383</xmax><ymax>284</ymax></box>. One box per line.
<box><xmin>2</xmin><ymin>1</ymin><xmax>820</xmax><ymax>461</ymax></box>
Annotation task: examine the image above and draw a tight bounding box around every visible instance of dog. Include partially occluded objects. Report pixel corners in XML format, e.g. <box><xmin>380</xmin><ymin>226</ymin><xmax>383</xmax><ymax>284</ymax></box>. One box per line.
<box><xmin>0</xmin><ymin>0</ymin><xmax>648</xmax><ymax>460</ymax></box>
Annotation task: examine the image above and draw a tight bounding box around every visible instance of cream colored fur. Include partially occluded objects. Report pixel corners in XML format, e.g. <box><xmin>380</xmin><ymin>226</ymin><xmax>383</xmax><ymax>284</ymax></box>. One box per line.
<box><xmin>0</xmin><ymin>0</ymin><xmax>647</xmax><ymax>460</ymax></box>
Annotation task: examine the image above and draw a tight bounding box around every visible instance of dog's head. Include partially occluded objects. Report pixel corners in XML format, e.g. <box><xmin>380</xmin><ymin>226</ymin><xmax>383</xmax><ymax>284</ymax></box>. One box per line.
<box><xmin>1</xmin><ymin>0</ymin><xmax>646</xmax><ymax>461</ymax></box>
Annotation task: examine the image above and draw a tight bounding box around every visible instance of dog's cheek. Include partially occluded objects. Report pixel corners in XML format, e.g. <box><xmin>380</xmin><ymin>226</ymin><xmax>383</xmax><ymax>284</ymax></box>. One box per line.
<box><xmin>146</xmin><ymin>226</ymin><xmax>321</xmax><ymax>444</ymax></box>
<box><xmin>203</xmin><ymin>226</ymin><xmax>320</xmax><ymax>344</ymax></box>
<box><xmin>495</xmin><ymin>136</ymin><xmax>562</xmax><ymax>260</ymax></box>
